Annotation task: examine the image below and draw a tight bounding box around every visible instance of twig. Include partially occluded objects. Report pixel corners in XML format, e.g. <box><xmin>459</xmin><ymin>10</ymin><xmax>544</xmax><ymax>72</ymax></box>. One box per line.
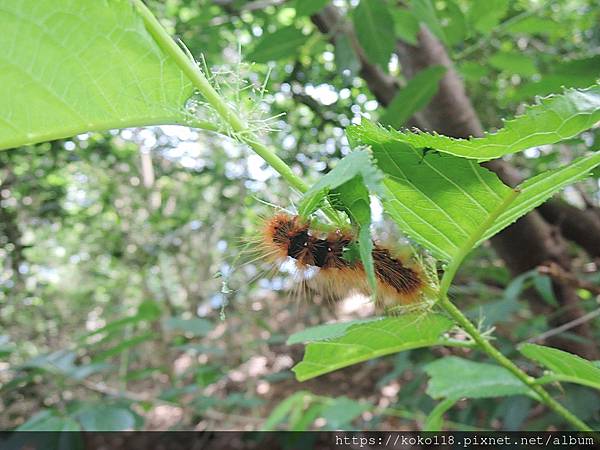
<box><xmin>526</xmin><ymin>308</ymin><xmax>600</xmax><ymax>344</ymax></box>
<box><xmin>538</xmin><ymin>262</ymin><xmax>600</xmax><ymax>296</ymax></box>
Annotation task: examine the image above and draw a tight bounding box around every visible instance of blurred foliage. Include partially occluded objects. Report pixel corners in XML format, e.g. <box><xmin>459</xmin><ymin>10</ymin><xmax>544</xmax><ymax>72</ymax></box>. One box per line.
<box><xmin>1</xmin><ymin>0</ymin><xmax>599</xmax><ymax>433</ymax></box>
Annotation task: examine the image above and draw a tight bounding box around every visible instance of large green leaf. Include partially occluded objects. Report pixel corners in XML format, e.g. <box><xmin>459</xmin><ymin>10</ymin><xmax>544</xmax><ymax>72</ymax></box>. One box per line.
<box><xmin>478</xmin><ymin>152</ymin><xmax>600</xmax><ymax>244</ymax></box>
<box><xmin>348</xmin><ymin>122</ymin><xmax>514</xmax><ymax>261</ymax></box>
<box><xmin>520</xmin><ymin>344</ymin><xmax>600</xmax><ymax>391</ymax></box>
<box><xmin>0</xmin><ymin>0</ymin><xmax>193</xmax><ymax>151</ymax></box>
<box><xmin>380</xmin><ymin>66</ymin><xmax>447</xmax><ymax>128</ymax></box>
<box><xmin>353</xmin><ymin>0</ymin><xmax>395</xmax><ymax>69</ymax></box>
<box><xmin>424</xmin><ymin>357</ymin><xmax>531</xmax><ymax>399</ymax></box>
<box><xmin>292</xmin><ymin>313</ymin><xmax>454</xmax><ymax>381</ymax></box>
<box><xmin>248</xmin><ymin>26</ymin><xmax>310</xmax><ymax>63</ymax></box>
<box><xmin>388</xmin><ymin>85</ymin><xmax>600</xmax><ymax>160</ymax></box>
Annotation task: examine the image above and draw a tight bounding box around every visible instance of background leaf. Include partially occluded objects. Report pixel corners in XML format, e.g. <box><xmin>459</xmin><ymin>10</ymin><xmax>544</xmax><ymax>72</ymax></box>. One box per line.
<box><xmin>391</xmin><ymin>9</ymin><xmax>419</xmax><ymax>45</ymax></box>
<box><xmin>380</xmin><ymin>66</ymin><xmax>447</xmax><ymax>128</ymax></box>
<box><xmin>388</xmin><ymin>85</ymin><xmax>600</xmax><ymax>160</ymax></box>
<box><xmin>292</xmin><ymin>313</ymin><xmax>454</xmax><ymax>381</ymax></box>
<box><xmin>423</xmin><ymin>397</ymin><xmax>458</xmax><ymax>431</ymax></box>
<box><xmin>478</xmin><ymin>152</ymin><xmax>600</xmax><ymax>244</ymax></box>
<box><xmin>320</xmin><ymin>397</ymin><xmax>370</xmax><ymax>429</ymax></box>
<box><xmin>489</xmin><ymin>52</ymin><xmax>537</xmax><ymax>77</ymax></box>
<box><xmin>466</xmin><ymin>0</ymin><xmax>509</xmax><ymax>35</ymax></box>
<box><xmin>16</xmin><ymin>410</ymin><xmax>81</xmax><ymax>431</ymax></box>
<box><xmin>262</xmin><ymin>391</ymin><xmax>309</xmax><ymax>431</ymax></box>
<box><xmin>0</xmin><ymin>0</ymin><xmax>193</xmax><ymax>151</ymax></box>
<box><xmin>162</xmin><ymin>317</ymin><xmax>214</xmax><ymax>336</ymax></box>
<box><xmin>74</xmin><ymin>404</ymin><xmax>137</xmax><ymax>431</ymax></box>
<box><xmin>410</xmin><ymin>0</ymin><xmax>447</xmax><ymax>45</ymax></box>
<box><xmin>248</xmin><ymin>27</ymin><xmax>310</xmax><ymax>63</ymax></box>
<box><xmin>353</xmin><ymin>0</ymin><xmax>395</xmax><ymax>69</ymax></box>
<box><xmin>520</xmin><ymin>344</ymin><xmax>600</xmax><ymax>391</ymax></box>
<box><xmin>293</xmin><ymin>0</ymin><xmax>330</xmax><ymax>17</ymax></box>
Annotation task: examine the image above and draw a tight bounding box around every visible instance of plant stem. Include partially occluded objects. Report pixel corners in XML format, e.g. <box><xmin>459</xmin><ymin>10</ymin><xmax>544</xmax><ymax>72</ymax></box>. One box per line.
<box><xmin>439</xmin><ymin>296</ymin><xmax>592</xmax><ymax>431</ymax></box>
<box><xmin>132</xmin><ymin>0</ymin><xmax>308</xmax><ymax>194</ymax></box>
<box><xmin>437</xmin><ymin>188</ymin><xmax>591</xmax><ymax>431</ymax></box>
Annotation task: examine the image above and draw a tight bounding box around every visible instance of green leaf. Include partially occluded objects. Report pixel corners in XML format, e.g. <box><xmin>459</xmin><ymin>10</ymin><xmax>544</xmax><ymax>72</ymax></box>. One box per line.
<box><xmin>440</xmin><ymin>0</ymin><xmax>467</xmax><ymax>45</ymax></box>
<box><xmin>0</xmin><ymin>0</ymin><xmax>193</xmax><ymax>151</ymax></box>
<box><xmin>424</xmin><ymin>357</ymin><xmax>531</xmax><ymax>399</ymax></box>
<box><xmin>299</xmin><ymin>150</ymin><xmax>385</xmax><ymax>217</ymax></box>
<box><xmin>353</xmin><ymin>0</ymin><xmax>395</xmax><ymax>69</ymax></box>
<box><xmin>511</xmin><ymin>56</ymin><xmax>600</xmax><ymax>102</ymax></box>
<box><xmin>520</xmin><ymin>344</ymin><xmax>600</xmax><ymax>391</ymax></box>
<box><xmin>380</xmin><ymin>65</ymin><xmax>447</xmax><ymax>128</ymax></box>
<box><xmin>332</xmin><ymin>177</ymin><xmax>375</xmax><ymax>293</ymax></box>
<box><xmin>423</xmin><ymin>397</ymin><xmax>458</xmax><ymax>431</ymax></box>
<box><xmin>466</xmin><ymin>0</ymin><xmax>509</xmax><ymax>35</ymax></box>
<box><xmin>320</xmin><ymin>397</ymin><xmax>370</xmax><ymax>429</ymax></box>
<box><xmin>489</xmin><ymin>52</ymin><xmax>537</xmax><ymax>77</ymax></box>
<box><xmin>410</xmin><ymin>0</ymin><xmax>447</xmax><ymax>45</ymax></box>
<box><xmin>262</xmin><ymin>391</ymin><xmax>310</xmax><ymax>431</ymax></box>
<box><xmin>75</xmin><ymin>404</ymin><xmax>137</xmax><ymax>431</ymax></box>
<box><xmin>358</xmin><ymin>225</ymin><xmax>376</xmax><ymax>294</ymax></box>
<box><xmin>293</xmin><ymin>0</ymin><xmax>330</xmax><ymax>16</ymax></box>
<box><xmin>478</xmin><ymin>151</ymin><xmax>600</xmax><ymax>244</ymax></box>
<box><xmin>287</xmin><ymin>318</ymin><xmax>380</xmax><ymax>345</ymax></box>
<box><xmin>504</xmin><ymin>16</ymin><xmax>565</xmax><ymax>37</ymax></box>
<box><xmin>17</xmin><ymin>410</ymin><xmax>81</xmax><ymax>431</ymax></box>
<box><xmin>292</xmin><ymin>313</ymin><xmax>454</xmax><ymax>381</ymax></box>
<box><xmin>163</xmin><ymin>317</ymin><xmax>214</xmax><ymax>336</ymax></box>
<box><xmin>248</xmin><ymin>27</ymin><xmax>310</xmax><ymax>63</ymax></box>
<box><xmin>290</xmin><ymin>403</ymin><xmax>324</xmax><ymax>431</ymax></box>
<box><xmin>392</xmin><ymin>9</ymin><xmax>419</xmax><ymax>45</ymax></box>
<box><xmin>334</xmin><ymin>33</ymin><xmax>360</xmax><ymax>75</ymax></box>
<box><xmin>388</xmin><ymin>85</ymin><xmax>600</xmax><ymax>160</ymax></box>
<box><xmin>349</xmin><ymin>121</ymin><xmax>514</xmax><ymax>261</ymax></box>
<box><xmin>93</xmin><ymin>332</ymin><xmax>154</xmax><ymax>361</ymax></box>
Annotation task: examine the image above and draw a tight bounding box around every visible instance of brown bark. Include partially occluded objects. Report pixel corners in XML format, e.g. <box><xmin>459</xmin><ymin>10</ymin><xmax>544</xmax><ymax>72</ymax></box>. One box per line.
<box><xmin>537</xmin><ymin>201</ymin><xmax>600</xmax><ymax>259</ymax></box>
<box><xmin>312</xmin><ymin>7</ymin><xmax>598</xmax><ymax>358</ymax></box>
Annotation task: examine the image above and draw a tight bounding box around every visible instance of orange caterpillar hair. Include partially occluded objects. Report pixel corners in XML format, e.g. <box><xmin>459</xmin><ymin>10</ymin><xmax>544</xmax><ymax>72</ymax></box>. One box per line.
<box><xmin>261</xmin><ymin>212</ymin><xmax>430</xmax><ymax>306</ymax></box>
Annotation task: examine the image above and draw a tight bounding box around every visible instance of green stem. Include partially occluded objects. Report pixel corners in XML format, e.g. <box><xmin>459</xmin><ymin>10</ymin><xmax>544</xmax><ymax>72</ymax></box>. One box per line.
<box><xmin>439</xmin><ymin>297</ymin><xmax>591</xmax><ymax>431</ymax></box>
<box><xmin>132</xmin><ymin>0</ymin><xmax>308</xmax><ymax>194</ymax></box>
<box><xmin>437</xmin><ymin>188</ymin><xmax>591</xmax><ymax>431</ymax></box>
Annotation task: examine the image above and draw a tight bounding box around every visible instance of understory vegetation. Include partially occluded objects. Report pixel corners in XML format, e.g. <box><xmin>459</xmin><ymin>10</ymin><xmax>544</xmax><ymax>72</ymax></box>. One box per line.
<box><xmin>1</xmin><ymin>0</ymin><xmax>599</xmax><ymax>434</ymax></box>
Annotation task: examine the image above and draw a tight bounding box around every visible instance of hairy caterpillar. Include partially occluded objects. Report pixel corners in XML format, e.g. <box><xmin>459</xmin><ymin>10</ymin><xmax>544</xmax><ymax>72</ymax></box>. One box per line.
<box><xmin>258</xmin><ymin>212</ymin><xmax>433</xmax><ymax>307</ymax></box>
